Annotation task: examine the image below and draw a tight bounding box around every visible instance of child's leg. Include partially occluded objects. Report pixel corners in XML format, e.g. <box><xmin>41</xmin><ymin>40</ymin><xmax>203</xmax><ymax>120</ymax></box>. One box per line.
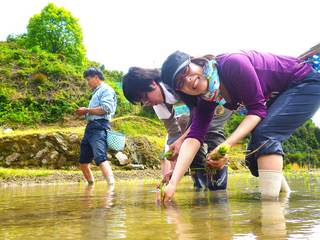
<box><xmin>79</xmin><ymin>135</ymin><xmax>94</xmax><ymax>184</ymax></box>
<box><xmin>100</xmin><ymin>161</ymin><xmax>115</xmax><ymax>185</ymax></box>
<box><xmin>80</xmin><ymin>163</ymin><xmax>94</xmax><ymax>184</ymax></box>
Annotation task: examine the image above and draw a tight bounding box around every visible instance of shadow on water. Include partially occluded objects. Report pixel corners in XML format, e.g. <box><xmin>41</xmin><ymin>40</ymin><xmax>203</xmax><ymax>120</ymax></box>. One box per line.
<box><xmin>0</xmin><ymin>173</ymin><xmax>320</xmax><ymax>239</ymax></box>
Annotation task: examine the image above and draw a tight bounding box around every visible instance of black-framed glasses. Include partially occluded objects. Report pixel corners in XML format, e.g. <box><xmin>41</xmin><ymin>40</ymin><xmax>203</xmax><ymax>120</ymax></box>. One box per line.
<box><xmin>175</xmin><ymin>65</ymin><xmax>190</xmax><ymax>90</ymax></box>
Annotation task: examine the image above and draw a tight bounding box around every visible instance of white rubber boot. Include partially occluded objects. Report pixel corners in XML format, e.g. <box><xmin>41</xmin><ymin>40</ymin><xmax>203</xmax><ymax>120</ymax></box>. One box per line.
<box><xmin>280</xmin><ymin>175</ymin><xmax>291</xmax><ymax>193</ymax></box>
<box><xmin>259</xmin><ymin>170</ymin><xmax>282</xmax><ymax>200</ymax></box>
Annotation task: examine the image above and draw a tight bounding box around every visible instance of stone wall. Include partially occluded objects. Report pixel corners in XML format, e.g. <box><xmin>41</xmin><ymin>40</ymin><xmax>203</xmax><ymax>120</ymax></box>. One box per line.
<box><xmin>0</xmin><ymin>132</ymin><xmax>162</xmax><ymax>169</ymax></box>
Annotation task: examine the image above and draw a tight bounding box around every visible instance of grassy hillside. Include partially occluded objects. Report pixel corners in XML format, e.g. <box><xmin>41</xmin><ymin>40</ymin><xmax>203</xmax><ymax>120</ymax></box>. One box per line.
<box><xmin>0</xmin><ymin>41</ymin><xmax>140</xmax><ymax>127</ymax></box>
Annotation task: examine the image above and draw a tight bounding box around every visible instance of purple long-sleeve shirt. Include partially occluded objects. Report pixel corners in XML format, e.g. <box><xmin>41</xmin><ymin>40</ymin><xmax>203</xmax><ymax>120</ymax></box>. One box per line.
<box><xmin>187</xmin><ymin>50</ymin><xmax>313</xmax><ymax>144</ymax></box>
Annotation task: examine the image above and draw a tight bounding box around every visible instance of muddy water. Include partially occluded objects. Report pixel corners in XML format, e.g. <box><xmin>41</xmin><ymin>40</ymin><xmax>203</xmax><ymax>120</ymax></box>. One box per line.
<box><xmin>0</xmin><ymin>173</ymin><xmax>319</xmax><ymax>239</ymax></box>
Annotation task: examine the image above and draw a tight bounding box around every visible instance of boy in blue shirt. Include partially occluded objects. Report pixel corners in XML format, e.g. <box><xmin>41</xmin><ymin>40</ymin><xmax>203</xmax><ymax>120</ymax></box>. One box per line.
<box><xmin>76</xmin><ymin>67</ymin><xmax>117</xmax><ymax>187</ymax></box>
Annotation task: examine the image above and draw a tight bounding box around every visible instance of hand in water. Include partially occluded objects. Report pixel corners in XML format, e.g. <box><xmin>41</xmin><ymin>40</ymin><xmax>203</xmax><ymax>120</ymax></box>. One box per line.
<box><xmin>163</xmin><ymin>182</ymin><xmax>176</xmax><ymax>202</ymax></box>
<box><xmin>156</xmin><ymin>171</ymin><xmax>172</xmax><ymax>190</ymax></box>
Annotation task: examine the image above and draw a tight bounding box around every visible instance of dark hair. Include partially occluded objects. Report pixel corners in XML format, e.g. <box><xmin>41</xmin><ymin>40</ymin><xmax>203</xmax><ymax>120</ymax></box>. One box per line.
<box><xmin>83</xmin><ymin>67</ymin><xmax>105</xmax><ymax>80</ymax></box>
<box><xmin>122</xmin><ymin>67</ymin><xmax>161</xmax><ymax>104</ymax></box>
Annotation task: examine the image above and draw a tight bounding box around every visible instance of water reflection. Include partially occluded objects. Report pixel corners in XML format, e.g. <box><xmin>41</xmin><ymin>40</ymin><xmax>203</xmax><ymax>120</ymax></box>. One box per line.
<box><xmin>164</xmin><ymin>202</ymin><xmax>196</xmax><ymax>240</ymax></box>
<box><xmin>0</xmin><ymin>174</ymin><xmax>320</xmax><ymax>239</ymax></box>
<box><xmin>198</xmin><ymin>191</ymin><xmax>233</xmax><ymax>240</ymax></box>
<box><xmin>161</xmin><ymin>188</ymin><xmax>290</xmax><ymax>239</ymax></box>
<box><xmin>79</xmin><ymin>184</ymin><xmax>126</xmax><ymax>239</ymax></box>
<box><xmin>160</xmin><ymin>190</ymin><xmax>233</xmax><ymax>240</ymax></box>
<box><xmin>82</xmin><ymin>184</ymin><xmax>115</xmax><ymax>209</ymax></box>
<box><xmin>259</xmin><ymin>195</ymin><xmax>289</xmax><ymax>239</ymax></box>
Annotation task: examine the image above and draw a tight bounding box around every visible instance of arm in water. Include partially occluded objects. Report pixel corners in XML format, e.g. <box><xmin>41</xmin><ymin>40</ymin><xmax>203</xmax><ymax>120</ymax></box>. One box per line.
<box><xmin>163</xmin><ymin>138</ymin><xmax>200</xmax><ymax>202</ymax></box>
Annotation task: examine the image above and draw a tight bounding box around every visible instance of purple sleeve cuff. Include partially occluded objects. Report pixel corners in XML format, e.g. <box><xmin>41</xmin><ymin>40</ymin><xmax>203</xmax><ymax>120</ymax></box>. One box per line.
<box><xmin>246</xmin><ymin>102</ymin><xmax>268</xmax><ymax>119</ymax></box>
<box><xmin>186</xmin><ymin>100</ymin><xmax>215</xmax><ymax>144</ymax></box>
<box><xmin>246</xmin><ymin>110</ymin><xmax>267</xmax><ymax>119</ymax></box>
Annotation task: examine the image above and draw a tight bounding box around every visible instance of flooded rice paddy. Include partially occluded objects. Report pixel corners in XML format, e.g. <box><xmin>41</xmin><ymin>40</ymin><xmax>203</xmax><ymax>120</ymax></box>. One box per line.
<box><xmin>0</xmin><ymin>173</ymin><xmax>320</xmax><ymax>239</ymax></box>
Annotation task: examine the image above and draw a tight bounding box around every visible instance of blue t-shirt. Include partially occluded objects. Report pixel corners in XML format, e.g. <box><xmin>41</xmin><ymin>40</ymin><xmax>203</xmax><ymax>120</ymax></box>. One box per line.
<box><xmin>86</xmin><ymin>82</ymin><xmax>117</xmax><ymax>121</ymax></box>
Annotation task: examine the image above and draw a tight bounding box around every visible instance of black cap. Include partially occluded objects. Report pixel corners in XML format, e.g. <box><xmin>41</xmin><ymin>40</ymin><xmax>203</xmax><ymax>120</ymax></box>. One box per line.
<box><xmin>161</xmin><ymin>51</ymin><xmax>191</xmax><ymax>89</ymax></box>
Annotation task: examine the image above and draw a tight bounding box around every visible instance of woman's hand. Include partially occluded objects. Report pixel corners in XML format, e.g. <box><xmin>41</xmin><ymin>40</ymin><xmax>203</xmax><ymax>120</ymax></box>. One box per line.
<box><xmin>206</xmin><ymin>142</ymin><xmax>230</xmax><ymax>169</ymax></box>
<box><xmin>163</xmin><ymin>182</ymin><xmax>176</xmax><ymax>202</ymax></box>
<box><xmin>206</xmin><ymin>156</ymin><xmax>228</xmax><ymax>169</ymax></box>
<box><xmin>163</xmin><ymin>138</ymin><xmax>201</xmax><ymax>202</ymax></box>
<box><xmin>162</xmin><ymin>170</ymin><xmax>173</xmax><ymax>185</ymax></box>
<box><xmin>168</xmin><ymin>138</ymin><xmax>184</xmax><ymax>161</ymax></box>
<box><xmin>157</xmin><ymin>170</ymin><xmax>173</xmax><ymax>189</ymax></box>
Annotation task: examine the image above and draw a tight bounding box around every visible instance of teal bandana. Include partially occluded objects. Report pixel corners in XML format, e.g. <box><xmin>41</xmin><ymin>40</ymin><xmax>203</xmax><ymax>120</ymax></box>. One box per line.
<box><xmin>201</xmin><ymin>60</ymin><xmax>226</xmax><ymax>105</ymax></box>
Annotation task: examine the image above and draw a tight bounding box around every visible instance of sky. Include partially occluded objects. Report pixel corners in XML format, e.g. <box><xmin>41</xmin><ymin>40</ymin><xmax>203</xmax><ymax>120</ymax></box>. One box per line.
<box><xmin>0</xmin><ymin>0</ymin><xmax>319</xmax><ymax>126</ymax></box>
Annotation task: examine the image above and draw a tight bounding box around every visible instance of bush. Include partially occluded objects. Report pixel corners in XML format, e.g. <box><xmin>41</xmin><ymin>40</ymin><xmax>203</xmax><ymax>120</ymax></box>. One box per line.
<box><xmin>25</xmin><ymin>3</ymin><xmax>86</xmax><ymax>66</ymax></box>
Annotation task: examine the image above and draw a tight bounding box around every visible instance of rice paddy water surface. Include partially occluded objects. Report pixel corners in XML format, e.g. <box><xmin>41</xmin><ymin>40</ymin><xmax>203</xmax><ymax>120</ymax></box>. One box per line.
<box><xmin>0</xmin><ymin>173</ymin><xmax>320</xmax><ymax>239</ymax></box>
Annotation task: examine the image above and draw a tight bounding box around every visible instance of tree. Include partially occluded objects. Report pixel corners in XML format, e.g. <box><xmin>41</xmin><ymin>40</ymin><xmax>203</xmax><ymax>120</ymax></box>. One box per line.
<box><xmin>26</xmin><ymin>3</ymin><xmax>86</xmax><ymax>66</ymax></box>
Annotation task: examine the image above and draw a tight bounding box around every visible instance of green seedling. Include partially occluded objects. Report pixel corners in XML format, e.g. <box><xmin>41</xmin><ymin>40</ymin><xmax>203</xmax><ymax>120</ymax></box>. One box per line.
<box><xmin>206</xmin><ymin>143</ymin><xmax>231</xmax><ymax>178</ymax></box>
<box><xmin>163</xmin><ymin>150</ymin><xmax>173</xmax><ymax>159</ymax></box>
<box><xmin>208</xmin><ymin>143</ymin><xmax>230</xmax><ymax>160</ymax></box>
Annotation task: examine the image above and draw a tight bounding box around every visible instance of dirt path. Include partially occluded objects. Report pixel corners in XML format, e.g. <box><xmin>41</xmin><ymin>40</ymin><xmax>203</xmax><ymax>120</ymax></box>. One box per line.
<box><xmin>0</xmin><ymin>169</ymin><xmax>162</xmax><ymax>186</ymax></box>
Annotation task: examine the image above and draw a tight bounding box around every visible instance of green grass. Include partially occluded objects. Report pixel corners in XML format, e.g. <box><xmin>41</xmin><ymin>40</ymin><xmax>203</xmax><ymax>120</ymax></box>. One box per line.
<box><xmin>0</xmin><ymin>126</ymin><xmax>84</xmax><ymax>138</ymax></box>
<box><xmin>0</xmin><ymin>167</ymin><xmax>80</xmax><ymax>179</ymax></box>
<box><xmin>0</xmin><ymin>115</ymin><xmax>166</xmax><ymax>139</ymax></box>
<box><xmin>112</xmin><ymin>115</ymin><xmax>165</xmax><ymax>137</ymax></box>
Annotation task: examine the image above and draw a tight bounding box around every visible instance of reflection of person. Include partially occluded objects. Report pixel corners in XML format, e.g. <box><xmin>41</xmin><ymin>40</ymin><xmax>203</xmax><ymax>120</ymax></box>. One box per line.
<box><xmin>82</xmin><ymin>184</ymin><xmax>95</xmax><ymax>208</ymax></box>
<box><xmin>80</xmin><ymin>184</ymin><xmax>117</xmax><ymax>239</ymax></box>
<box><xmin>160</xmin><ymin>50</ymin><xmax>320</xmax><ymax>200</ymax></box>
<box><xmin>260</xmin><ymin>200</ymin><xmax>287</xmax><ymax>238</ymax></box>
<box><xmin>76</xmin><ymin>67</ymin><xmax>117</xmax><ymax>187</ymax></box>
<box><xmin>164</xmin><ymin>203</ymin><xmax>196</xmax><ymax>240</ymax></box>
<box><xmin>122</xmin><ymin>67</ymin><xmax>232</xmax><ymax>191</ymax></box>
<box><xmin>162</xmin><ymin>191</ymin><xmax>232</xmax><ymax>239</ymax></box>
<box><xmin>82</xmin><ymin>184</ymin><xmax>115</xmax><ymax>209</ymax></box>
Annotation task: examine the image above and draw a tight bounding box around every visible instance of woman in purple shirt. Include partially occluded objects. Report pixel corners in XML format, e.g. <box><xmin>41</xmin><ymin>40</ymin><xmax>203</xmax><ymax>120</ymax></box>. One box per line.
<box><xmin>160</xmin><ymin>50</ymin><xmax>320</xmax><ymax>201</ymax></box>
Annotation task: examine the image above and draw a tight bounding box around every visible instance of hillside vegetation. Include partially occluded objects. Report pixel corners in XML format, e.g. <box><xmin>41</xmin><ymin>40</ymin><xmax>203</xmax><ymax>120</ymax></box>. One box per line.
<box><xmin>0</xmin><ymin>3</ymin><xmax>319</xmax><ymax>169</ymax></box>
